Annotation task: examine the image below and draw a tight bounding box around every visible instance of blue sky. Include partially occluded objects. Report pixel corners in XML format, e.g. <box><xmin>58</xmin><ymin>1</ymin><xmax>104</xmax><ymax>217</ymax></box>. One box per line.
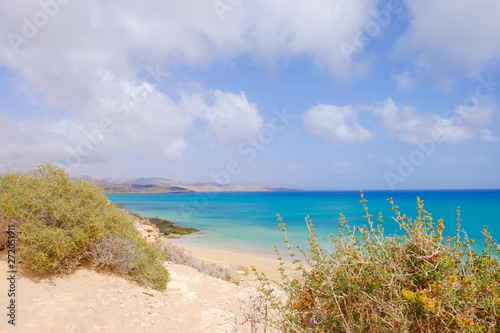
<box><xmin>0</xmin><ymin>0</ymin><xmax>499</xmax><ymax>190</ymax></box>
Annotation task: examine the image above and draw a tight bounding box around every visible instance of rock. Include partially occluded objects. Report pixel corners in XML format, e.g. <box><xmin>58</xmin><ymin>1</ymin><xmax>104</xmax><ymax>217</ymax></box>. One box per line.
<box><xmin>229</xmin><ymin>272</ymin><xmax>242</xmax><ymax>285</ymax></box>
<box><xmin>237</xmin><ymin>265</ymin><xmax>250</xmax><ymax>275</ymax></box>
<box><xmin>133</xmin><ymin>220</ymin><xmax>160</xmax><ymax>244</ymax></box>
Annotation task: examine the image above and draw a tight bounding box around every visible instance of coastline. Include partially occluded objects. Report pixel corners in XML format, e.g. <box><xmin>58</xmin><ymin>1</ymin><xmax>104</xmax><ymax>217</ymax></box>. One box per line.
<box><xmin>0</xmin><ymin>204</ymin><xmax>287</xmax><ymax>332</ymax></box>
<box><xmin>167</xmin><ymin>239</ymin><xmax>289</xmax><ymax>281</ymax></box>
<box><xmin>109</xmin><ymin>189</ymin><xmax>500</xmax><ymax>257</ymax></box>
<box><xmin>121</xmin><ymin>206</ymin><xmax>289</xmax><ymax>280</ymax></box>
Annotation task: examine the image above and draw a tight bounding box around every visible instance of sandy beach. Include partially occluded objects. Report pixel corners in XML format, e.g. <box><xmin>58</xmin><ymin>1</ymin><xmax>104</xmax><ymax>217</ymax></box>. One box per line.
<box><xmin>167</xmin><ymin>239</ymin><xmax>291</xmax><ymax>282</ymax></box>
<box><xmin>0</xmin><ymin>241</ymin><xmax>288</xmax><ymax>332</ymax></box>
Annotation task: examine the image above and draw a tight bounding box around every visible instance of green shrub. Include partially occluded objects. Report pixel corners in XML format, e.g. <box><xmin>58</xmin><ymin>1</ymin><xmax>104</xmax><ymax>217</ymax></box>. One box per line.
<box><xmin>0</xmin><ymin>163</ymin><xmax>168</xmax><ymax>290</ymax></box>
<box><xmin>257</xmin><ymin>191</ymin><xmax>500</xmax><ymax>332</ymax></box>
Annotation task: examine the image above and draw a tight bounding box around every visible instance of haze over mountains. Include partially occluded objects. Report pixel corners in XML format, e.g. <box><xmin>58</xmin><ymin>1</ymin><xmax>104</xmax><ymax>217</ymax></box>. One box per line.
<box><xmin>82</xmin><ymin>176</ymin><xmax>302</xmax><ymax>193</ymax></box>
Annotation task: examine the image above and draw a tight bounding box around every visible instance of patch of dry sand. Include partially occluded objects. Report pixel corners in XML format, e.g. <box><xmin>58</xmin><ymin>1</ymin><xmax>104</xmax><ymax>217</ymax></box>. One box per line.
<box><xmin>0</xmin><ymin>247</ymin><xmax>286</xmax><ymax>333</ymax></box>
<box><xmin>167</xmin><ymin>241</ymin><xmax>294</xmax><ymax>283</ymax></box>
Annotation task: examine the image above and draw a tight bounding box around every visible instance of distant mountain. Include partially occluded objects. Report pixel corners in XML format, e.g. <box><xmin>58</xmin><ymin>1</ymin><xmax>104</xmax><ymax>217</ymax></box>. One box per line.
<box><xmin>82</xmin><ymin>176</ymin><xmax>302</xmax><ymax>193</ymax></box>
<box><xmin>265</xmin><ymin>187</ymin><xmax>302</xmax><ymax>192</ymax></box>
<box><xmin>100</xmin><ymin>184</ymin><xmax>192</xmax><ymax>194</ymax></box>
<box><xmin>114</xmin><ymin>177</ymin><xmax>173</xmax><ymax>186</ymax></box>
<box><xmin>82</xmin><ymin>177</ymin><xmax>172</xmax><ymax>186</ymax></box>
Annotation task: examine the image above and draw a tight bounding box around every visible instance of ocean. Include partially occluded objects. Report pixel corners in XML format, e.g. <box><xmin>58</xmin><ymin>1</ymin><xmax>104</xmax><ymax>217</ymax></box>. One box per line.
<box><xmin>108</xmin><ymin>190</ymin><xmax>500</xmax><ymax>258</ymax></box>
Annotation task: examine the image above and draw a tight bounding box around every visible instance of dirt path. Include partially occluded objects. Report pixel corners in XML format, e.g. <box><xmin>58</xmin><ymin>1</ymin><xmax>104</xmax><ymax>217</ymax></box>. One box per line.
<box><xmin>1</xmin><ymin>258</ymin><xmax>276</xmax><ymax>333</ymax></box>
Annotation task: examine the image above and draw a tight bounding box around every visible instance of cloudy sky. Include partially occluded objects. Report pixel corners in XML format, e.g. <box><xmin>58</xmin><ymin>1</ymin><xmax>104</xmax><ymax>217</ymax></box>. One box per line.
<box><xmin>0</xmin><ymin>0</ymin><xmax>499</xmax><ymax>190</ymax></box>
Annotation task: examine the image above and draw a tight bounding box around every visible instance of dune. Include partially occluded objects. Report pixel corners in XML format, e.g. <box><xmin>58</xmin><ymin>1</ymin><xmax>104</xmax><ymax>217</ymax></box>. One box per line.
<box><xmin>0</xmin><ymin>245</ymin><xmax>285</xmax><ymax>333</ymax></box>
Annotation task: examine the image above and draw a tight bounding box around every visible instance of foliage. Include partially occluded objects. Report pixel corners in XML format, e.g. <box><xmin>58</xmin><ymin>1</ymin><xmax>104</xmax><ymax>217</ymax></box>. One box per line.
<box><xmin>0</xmin><ymin>164</ymin><xmax>169</xmax><ymax>290</ymax></box>
<box><xmin>256</xmin><ymin>191</ymin><xmax>500</xmax><ymax>332</ymax></box>
<box><xmin>86</xmin><ymin>233</ymin><xmax>137</xmax><ymax>273</ymax></box>
<box><xmin>148</xmin><ymin>217</ymin><xmax>199</xmax><ymax>237</ymax></box>
<box><xmin>160</xmin><ymin>240</ymin><xmax>233</xmax><ymax>282</ymax></box>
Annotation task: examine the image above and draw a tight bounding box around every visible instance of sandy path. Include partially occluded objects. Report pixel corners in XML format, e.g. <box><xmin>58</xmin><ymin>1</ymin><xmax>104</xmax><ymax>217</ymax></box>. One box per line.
<box><xmin>1</xmin><ymin>250</ymin><xmax>281</xmax><ymax>333</ymax></box>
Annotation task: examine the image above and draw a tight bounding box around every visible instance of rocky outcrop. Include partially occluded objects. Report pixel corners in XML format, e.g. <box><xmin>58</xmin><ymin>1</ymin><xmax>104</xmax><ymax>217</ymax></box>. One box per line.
<box><xmin>133</xmin><ymin>220</ymin><xmax>160</xmax><ymax>244</ymax></box>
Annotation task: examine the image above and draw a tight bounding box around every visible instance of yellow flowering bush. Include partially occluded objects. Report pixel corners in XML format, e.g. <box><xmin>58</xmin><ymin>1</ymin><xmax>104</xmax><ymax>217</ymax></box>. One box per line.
<box><xmin>256</xmin><ymin>191</ymin><xmax>500</xmax><ymax>332</ymax></box>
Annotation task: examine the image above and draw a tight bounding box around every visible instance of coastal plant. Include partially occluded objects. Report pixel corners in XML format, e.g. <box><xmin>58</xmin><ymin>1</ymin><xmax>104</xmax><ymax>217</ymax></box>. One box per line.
<box><xmin>256</xmin><ymin>191</ymin><xmax>500</xmax><ymax>332</ymax></box>
<box><xmin>85</xmin><ymin>233</ymin><xmax>137</xmax><ymax>273</ymax></box>
<box><xmin>161</xmin><ymin>240</ymin><xmax>234</xmax><ymax>282</ymax></box>
<box><xmin>225</xmin><ymin>292</ymin><xmax>275</xmax><ymax>333</ymax></box>
<box><xmin>0</xmin><ymin>163</ymin><xmax>169</xmax><ymax>290</ymax></box>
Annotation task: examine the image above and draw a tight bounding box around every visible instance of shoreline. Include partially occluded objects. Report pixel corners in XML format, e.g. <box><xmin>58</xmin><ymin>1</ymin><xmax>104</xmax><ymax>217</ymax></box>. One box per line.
<box><xmin>0</xmin><ymin>202</ymin><xmax>293</xmax><ymax>331</ymax></box>
<box><xmin>122</xmin><ymin>206</ymin><xmax>292</xmax><ymax>280</ymax></box>
<box><xmin>167</xmin><ymin>232</ymin><xmax>288</xmax><ymax>259</ymax></box>
<box><xmin>166</xmin><ymin>238</ymin><xmax>291</xmax><ymax>281</ymax></box>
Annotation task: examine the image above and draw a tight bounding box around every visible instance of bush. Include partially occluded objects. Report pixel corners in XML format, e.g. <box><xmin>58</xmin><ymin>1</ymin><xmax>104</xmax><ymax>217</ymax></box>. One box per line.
<box><xmin>85</xmin><ymin>233</ymin><xmax>137</xmax><ymax>273</ymax></box>
<box><xmin>161</xmin><ymin>240</ymin><xmax>234</xmax><ymax>282</ymax></box>
<box><xmin>257</xmin><ymin>191</ymin><xmax>500</xmax><ymax>332</ymax></box>
<box><xmin>0</xmin><ymin>164</ymin><xmax>169</xmax><ymax>290</ymax></box>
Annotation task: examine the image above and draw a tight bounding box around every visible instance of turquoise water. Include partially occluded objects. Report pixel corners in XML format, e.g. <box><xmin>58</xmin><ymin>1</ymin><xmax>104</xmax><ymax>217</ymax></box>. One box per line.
<box><xmin>108</xmin><ymin>190</ymin><xmax>500</xmax><ymax>258</ymax></box>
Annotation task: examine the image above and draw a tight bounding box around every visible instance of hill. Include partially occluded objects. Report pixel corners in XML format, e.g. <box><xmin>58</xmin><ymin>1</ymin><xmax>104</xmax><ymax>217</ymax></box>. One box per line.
<box><xmin>82</xmin><ymin>176</ymin><xmax>302</xmax><ymax>194</ymax></box>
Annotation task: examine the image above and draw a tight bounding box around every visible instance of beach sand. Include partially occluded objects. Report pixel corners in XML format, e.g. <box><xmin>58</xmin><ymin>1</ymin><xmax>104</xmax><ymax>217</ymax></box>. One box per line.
<box><xmin>0</xmin><ymin>242</ymin><xmax>289</xmax><ymax>332</ymax></box>
<box><xmin>167</xmin><ymin>239</ymin><xmax>292</xmax><ymax>282</ymax></box>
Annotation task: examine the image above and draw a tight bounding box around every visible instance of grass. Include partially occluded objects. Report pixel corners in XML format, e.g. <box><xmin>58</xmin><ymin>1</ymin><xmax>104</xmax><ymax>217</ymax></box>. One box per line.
<box><xmin>255</xmin><ymin>191</ymin><xmax>500</xmax><ymax>332</ymax></box>
<box><xmin>0</xmin><ymin>164</ymin><xmax>169</xmax><ymax>290</ymax></box>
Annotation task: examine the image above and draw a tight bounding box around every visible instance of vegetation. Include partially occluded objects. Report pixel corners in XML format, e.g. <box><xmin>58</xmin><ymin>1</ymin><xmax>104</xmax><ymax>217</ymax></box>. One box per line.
<box><xmin>149</xmin><ymin>217</ymin><xmax>199</xmax><ymax>237</ymax></box>
<box><xmin>256</xmin><ymin>191</ymin><xmax>500</xmax><ymax>332</ymax></box>
<box><xmin>160</xmin><ymin>240</ymin><xmax>234</xmax><ymax>282</ymax></box>
<box><xmin>0</xmin><ymin>164</ymin><xmax>169</xmax><ymax>290</ymax></box>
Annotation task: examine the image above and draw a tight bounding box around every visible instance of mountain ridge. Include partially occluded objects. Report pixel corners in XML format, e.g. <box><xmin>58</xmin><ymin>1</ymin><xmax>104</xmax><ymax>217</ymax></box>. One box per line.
<box><xmin>80</xmin><ymin>176</ymin><xmax>303</xmax><ymax>193</ymax></box>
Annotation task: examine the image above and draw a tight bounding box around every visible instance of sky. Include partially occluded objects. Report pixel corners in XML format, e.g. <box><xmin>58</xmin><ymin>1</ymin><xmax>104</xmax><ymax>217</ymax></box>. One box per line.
<box><xmin>0</xmin><ymin>0</ymin><xmax>499</xmax><ymax>190</ymax></box>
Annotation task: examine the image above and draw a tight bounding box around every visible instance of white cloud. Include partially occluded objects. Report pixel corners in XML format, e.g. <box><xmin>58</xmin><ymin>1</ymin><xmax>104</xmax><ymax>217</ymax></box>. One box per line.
<box><xmin>371</xmin><ymin>98</ymin><xmax>429</xmax><ymax>144</ymax></box>
<box><xmin>390</xmin><ymin>71</ymin><xmax>415</xmax><ymax>90</ymax></box>
<box><xmin>394</xmin><ymin>0</ymin><xmax>500</xmax><ymax>79</ymax></box>
<box><xmin>455</xmin><ymin>104</ymin><xmax>495</xmax><ymax>127</ymax></box>
<box><xmin>111</xmin><ymin>88</ymin><xmax>193</xmax><ymax>159</ymax></box>
<box><xmin>432</xmin><ymin>117</ymin><xmax>474</xmax><ymax>144</ymax></box>
<box><xmin>186</xmin><ymin>90</ymin><xmax>264</xmax><ymax>147</ymax></box>
<box><xmin>481</xmin><ymin>128</ymin><xmax>500</xmax><ymax>142</ymax></box>
<box><xmin>0</xmin><ymin>1</ymin><xmax>195</xmax><ymax>165</ymax></box>
<box><xmin>0</xmin><ymin>81</ymin><xmax>264</xmax><ymax>169</ymax></box>
<box><xmin>0</xmin><ymin>111</ymin><xmax>113</xmax><ymax>170</ymax></box>
<box><xmin>0</xmin><ymin>0</ymin><xmax>382</xmax><ymax>171</ymax></box>
<box><xmin>0</xmin><ymin>0</ymin><xmax>380</xmax><ymax>80</ymax></box>
<box><xmin>303</xmin><ymin>104</ymin><xmax>375</xmax><ymax>144</ymax></box>
<box><xmin>371</xmin><ymin>98</ymin><xmax>473</xmax><ymax>144</ymax></box>
<box><xmin>246</xmin><ymin>0</ymin><xmax>379</xmax><ymax>76</ymax></box>
<box><xmin>304</xmin><ymin>98</ymin><xmax>497</xmax><ymax>146</ymax></box>
<box><xmin>0</xmin><ymin>0</ymin><xmax>497</xmax><ymax>179</ymax></box>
